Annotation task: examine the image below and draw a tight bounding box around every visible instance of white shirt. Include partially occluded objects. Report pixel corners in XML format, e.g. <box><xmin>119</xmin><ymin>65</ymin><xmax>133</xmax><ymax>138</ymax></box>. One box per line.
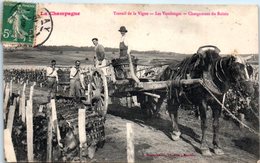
<box><xmin>69</xmin><ymin>66</ymin><xmax>85</xmax><ymax>89</ymax></box>
<box><xmin>120</xmin><ymin>34</ymin><xmax>131</xmax><ymax>54</ymax></box>
<box><xmin>46</xmin><ymin>66</ymin><xmax>58</xmax><ymax>81</ymax></box>
<box><xmin>70</xmin><ymin>66</ymin><xmax>82</xmax><ymax>79</ymax></box>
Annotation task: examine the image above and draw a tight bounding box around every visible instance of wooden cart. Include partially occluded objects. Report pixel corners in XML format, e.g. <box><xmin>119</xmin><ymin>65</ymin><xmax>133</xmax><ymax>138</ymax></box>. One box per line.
<box><xmin>86</xmin><ymin>57</ymin><xmax>202</xmax><ymax>117</ymax></box>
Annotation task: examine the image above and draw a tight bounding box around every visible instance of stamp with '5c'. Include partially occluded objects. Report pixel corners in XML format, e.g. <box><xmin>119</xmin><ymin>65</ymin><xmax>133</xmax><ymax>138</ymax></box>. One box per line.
<box><xmin>1</xmin><ymin>2</ymin><xmax>36</xmax><ymax>45</ymax></box>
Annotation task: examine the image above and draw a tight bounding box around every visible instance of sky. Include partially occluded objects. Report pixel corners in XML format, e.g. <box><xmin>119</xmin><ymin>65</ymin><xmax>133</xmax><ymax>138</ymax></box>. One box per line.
<box><xmin>36</xmin><ymin>3</ymin><xmax>259</xmax><ymax>54</ymax></box>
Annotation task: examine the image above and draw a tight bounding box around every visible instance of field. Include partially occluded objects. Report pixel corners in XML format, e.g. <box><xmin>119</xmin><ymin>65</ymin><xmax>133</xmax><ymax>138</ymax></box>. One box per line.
<box><xmin>4</xmin><ymin>49</ymin><xmax>185</xmax><ymax>67</ymax></box>
<box><xmin>3</xmin><ymin>49</ymin><xmax>259</xmax><ymax>162</ymax></box>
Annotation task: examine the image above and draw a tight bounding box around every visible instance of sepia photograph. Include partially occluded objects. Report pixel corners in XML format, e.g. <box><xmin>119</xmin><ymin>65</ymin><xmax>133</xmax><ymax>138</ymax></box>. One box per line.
<box><xmin>1</xmin><ymin>1</ymin><xmax>259</xmax><ymax>162</ymax></box>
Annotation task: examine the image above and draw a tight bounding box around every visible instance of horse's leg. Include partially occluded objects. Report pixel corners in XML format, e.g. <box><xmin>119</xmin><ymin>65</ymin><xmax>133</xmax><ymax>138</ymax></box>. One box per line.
<box><xmin>167</xmin><ymin>100</ymin><xmax>181</xmax><ymax>141</ymax></box>
<box><xmin>199</xmin><ymin>100</ymin><xmax>211</xmax><ymax>156</ymax></box>
<box><xmin>212</xmin><ymin>105</ymin><xmax>224</xmax><ymax>155</ymax></box>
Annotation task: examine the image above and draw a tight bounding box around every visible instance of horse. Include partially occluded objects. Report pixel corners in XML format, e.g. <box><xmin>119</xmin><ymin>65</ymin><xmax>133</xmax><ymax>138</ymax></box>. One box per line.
<box><xmin>159</xmin><ymin>45</ymin><xmax>252</xmax><ymax>156</ymax></box>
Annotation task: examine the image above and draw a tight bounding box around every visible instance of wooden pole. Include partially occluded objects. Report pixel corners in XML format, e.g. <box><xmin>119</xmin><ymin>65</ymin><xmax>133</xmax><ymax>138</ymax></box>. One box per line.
<box><xmin>29</xmin><ymin>85</ymin><xmax>34</xmax><ymax>101</ymax></box>
<box><xmin>6</xmin><ymin>98</ymin><xmax>17</xmax><ymax>134</ymax></box>
<box><xmin>3</xmin><ymin>83</ymin><xmax>10</xmax><ymax>121</ymax></box>
<box><xmin>3</xmin><ymin>80</ymin><xmax>6</xmax><ymax>94</ymax></box>
<box><xmin>4</xmin><ymin>129</ymin><xmax>17</xmax><ymax>162</ymax></box>
<box><xmin>46</xmin><ymin>103</ymin><xmax>53</xmax><ymax>162</ymax></box>
<box><xmin>126</xmin><ymin>123</ymin><xmax>134</xmax><ymax>163</ymax></box>
<box><xmin>21</xmin><ymin>95</ymin><xmax>26</xmax><ymax>122</ymax></box>
<box><xmin>20</xmin><ymin>83</ymin><xmax>26</xmax><ymax>119</ymax></box>
<box><xmin>87</xmin><ymin>84</ymin><xmax>91</xmax><ymax>103</ymax></box>
<box><xmin>78</xmin><ymin>108</ymin><xmax>87</xmax><ymax>159</ymax></box>
<box><xmin>26</xmin><ymin>99</ymin><xmax>33</xmax><ymax>162</ymax></box>
<box><xmin>78</xmin><ymin>108</ymin><xmax>87</xmax><ymax>144</ymax></box>
<box><xmin>51</xmin><ymin>99</ymin><xmax>62</xmax><ymax>147</ymax></box>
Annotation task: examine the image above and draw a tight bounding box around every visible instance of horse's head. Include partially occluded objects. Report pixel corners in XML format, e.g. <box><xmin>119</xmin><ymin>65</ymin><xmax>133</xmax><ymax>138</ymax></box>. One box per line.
<box><xmin>228</xmin><ymin>55</ymin><xmax>250</xmax><ymax>82</ymax></box>
<box><xmin>227</xmin><ymin>55</ymin><xmax>254</xmax><ymax>96</ymax></box>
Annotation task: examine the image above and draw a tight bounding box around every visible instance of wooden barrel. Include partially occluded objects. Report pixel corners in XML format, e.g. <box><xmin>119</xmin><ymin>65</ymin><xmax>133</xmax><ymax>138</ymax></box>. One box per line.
<box><xmin>57</xmin><ymin>69</ymin><xmax>70</xmax><ymax>85</ymax></box>
<box><xmin>111</xmin><ymin>57</ymin><xmax>138</xmax><ymax>80</ymax></box>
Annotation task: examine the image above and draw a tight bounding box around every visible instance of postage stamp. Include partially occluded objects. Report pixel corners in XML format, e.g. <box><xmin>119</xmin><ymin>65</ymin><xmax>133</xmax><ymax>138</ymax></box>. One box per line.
<box><xmin>1</xmin><ymin>2</ymin><xmax>36</xmax><ymax>45</ymax></box>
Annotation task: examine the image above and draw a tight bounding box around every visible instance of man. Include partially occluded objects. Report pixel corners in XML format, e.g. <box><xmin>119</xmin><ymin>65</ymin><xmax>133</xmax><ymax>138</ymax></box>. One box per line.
<box><xmin>118</xmin><ymin>26</ymin><xmax>131</xmax><ymax>58</ymax></box>
<box><xmin>46</xmin><ymin>60</ymin><xmax>58</xmax><ymax>99</ymax></box>
<box><xmin>92</xmin><ymin>38</ymin><xmax>107</xmax><ymax>76</ymax></box>
<box><xmin>92</xmin><ymin>38</ymin><xmax>106</xmax><ymax>68</ymax></box>
<box><xmin>69</xmin><ymin>60</ymin><xmax>84</xmax><ymax>98</ymax></box>
<box><xmin>118</xmin><ymin>26</ymin><xmax>139</xmax><ymax>106</ymax></box>
<box><xmin>118</xmin><ymin>26</ymin><xmax>140</xmax><ymax>84</ymax></box>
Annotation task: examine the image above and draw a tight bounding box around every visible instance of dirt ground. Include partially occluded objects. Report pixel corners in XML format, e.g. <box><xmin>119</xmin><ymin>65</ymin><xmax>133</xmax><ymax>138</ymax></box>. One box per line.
<box><xmin>10</xmin><ymin>83</ymin><xmax>259</xmax><ymax>163</ymax></box>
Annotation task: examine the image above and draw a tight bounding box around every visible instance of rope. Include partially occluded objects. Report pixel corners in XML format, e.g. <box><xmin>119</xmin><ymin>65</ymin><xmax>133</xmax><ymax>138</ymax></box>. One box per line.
<box><xmin>200</xmin><ymin>82</ymin><xmax>260</xmax><ymax>137</ymax></box>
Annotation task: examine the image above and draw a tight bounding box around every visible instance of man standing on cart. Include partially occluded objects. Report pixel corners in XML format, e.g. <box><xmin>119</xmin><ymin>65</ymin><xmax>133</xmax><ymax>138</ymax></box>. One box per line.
<box><xmin>92</xmin><ymin>38</ymin><xmax>107</xmax><ymax>75</ymax></box>
<box><xmin>118</xmin><ymin>26</ymin><xmax>140</xmax><ymax>106</ymax></box>
<box><xmin>118</xmin><ymin>26</ymin><xmax>140</xmax><ymax>83</ymax></box>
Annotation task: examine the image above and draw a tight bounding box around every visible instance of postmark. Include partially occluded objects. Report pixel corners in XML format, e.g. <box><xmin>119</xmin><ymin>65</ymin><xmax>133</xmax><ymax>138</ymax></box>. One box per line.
<box><xmin>1</xmin><ymin>2</ymin><xmax>36</xmax><ymax>45</ymax></box>
<box><xmin>34</xmin><ymin>7</ymin><xmax>53</xmax><ymax>47</ymax></box>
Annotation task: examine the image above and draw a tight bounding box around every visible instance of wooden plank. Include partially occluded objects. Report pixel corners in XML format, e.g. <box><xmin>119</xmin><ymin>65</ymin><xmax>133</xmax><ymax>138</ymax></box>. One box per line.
<box><xmin>4</xmin><ymin>129</ymin><xmax>17</xmax><ymax>162</ymax></box>
<box><xmin>78</xmin><ymin>108</ymin><xmax>87</xmax><ymax>145</ymax></box>
<box><xmin>126</xmin><ymin>123</ymin><xmax>135</xmax><ymax>163</ymax></box>
<box><xmin>51</xmin><ymin>99</ymin><xmax>62</xmax><ymax>147</ymax></box>
<box><xmin>87</xmin><ymin>83</ymin><xmax>91</xmax><ymax>103</ymax></box>
<box><xmin>21</xmin><ymin>95</ymin><xmax>26</xmax><ymax>122</ymax></box>
<box><xmin>3</xmin><ymin>83</ymin><xmax>10</xmax><ymax>121</ymax></box>
<box><xmin>6</xmin><ymin>98</ymin><xmax>17</xmax><ymax>133</ymax></box>
<box><xmin>138</xmin><ymin>79</ymin><xmax>203</xmax><ymax>92</ymax></box>
<box><xmin>78</xmin><ymin>108</ymin><xmax>87</xmax><ymax>160</ymax></box>
<box><xmin>19</xmin><ymin>93</ymin><xmax>23</xmax><ymax>116</ymax></box>
<box><xmin>46</xmin><ymin>103</ymin><xmax>53</xmax><ymax>162</ymax></box>
<box><xmin>21</xmin><ymin>83</ymin><xmax>27</xmax><ymax>122</ymax></box>
<box><xmin>23</xmin><ymin>83</ymin><xmax>27</xmax><ymax>93</ymax></box>
<box><xmin>26</xmin><ymin>99</ymin><xmax>34</xmax><ymax>162</ymax></box>
<box><xmin>29</xmin><ymin>85</ymin><xmax>34</xmax><ymax>101</ymax></box>
<box><xmin>3</xmin><ymin>80</ymin><xmax>5</xmax><ymax>94</ymax></box>
<box><xmin>142</xmin><ymin>92</ymin><xmax>160</xmax><ymax>98</ymax></box>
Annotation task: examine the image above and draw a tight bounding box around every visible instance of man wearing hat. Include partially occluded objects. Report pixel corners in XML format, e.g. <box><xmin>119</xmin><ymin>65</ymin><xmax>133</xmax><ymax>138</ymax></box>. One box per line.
<box><xmin>118</xmin><ymin>26</ymin><xmax>140</xmax><ymax>106</ymax></box>
<box><xmin>118</xmin><ymin>26</ymin><xmax>131</xmax><ymax>58</ymax></box>
<box><xmin>46</xmin><ymin>59</ymin><xmax>59</xmax><ymax>99</ymax></box>
<box><xmin>118</xmin><ymin>26</ymin><xmax>139</xmax><ymax>82</ymax></box>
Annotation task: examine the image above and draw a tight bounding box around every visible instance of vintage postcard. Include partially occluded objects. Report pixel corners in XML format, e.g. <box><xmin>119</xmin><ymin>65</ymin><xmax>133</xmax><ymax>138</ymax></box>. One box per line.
<box><xmin>1</xmin><ymin>1</ymin><xmax>259</xmax><ymax>162</ymax></box>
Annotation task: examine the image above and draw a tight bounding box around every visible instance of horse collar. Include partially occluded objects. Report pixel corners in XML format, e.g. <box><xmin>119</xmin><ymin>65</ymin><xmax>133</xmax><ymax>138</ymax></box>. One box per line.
<box><xmin>203</xmin><ymin>71</ymin><xmax>222</xmax><ymax>95</ymax></box>
<box><xmin>214</xmin><ymin>59</ymin><xmax>226</xmax><ymax>83</ymax></box>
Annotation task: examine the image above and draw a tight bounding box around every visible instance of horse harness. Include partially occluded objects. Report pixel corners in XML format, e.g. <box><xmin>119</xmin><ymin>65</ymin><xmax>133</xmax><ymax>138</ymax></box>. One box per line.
<box><xmin>203</xmin><ymin>58</ymin><xmax>229</xmax><ymax>96</ymax></box>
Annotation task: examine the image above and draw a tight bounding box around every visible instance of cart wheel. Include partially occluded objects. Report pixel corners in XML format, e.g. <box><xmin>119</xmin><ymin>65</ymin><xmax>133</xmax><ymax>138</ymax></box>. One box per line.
<box><xmin>89</xmin><ymin>69</ymin><xmax>108</xmax><ymax>116</ymax></box>
<box><xmin>138</xmin><ymin>95</ymin><xmax>159</xmax><ymax>118</ymax></box>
